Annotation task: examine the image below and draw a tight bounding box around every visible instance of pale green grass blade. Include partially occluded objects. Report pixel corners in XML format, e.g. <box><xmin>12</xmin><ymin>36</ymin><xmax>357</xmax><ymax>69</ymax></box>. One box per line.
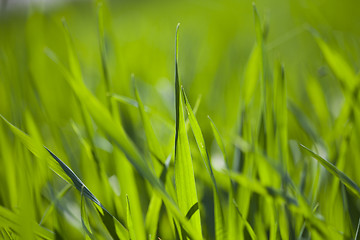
<box><xmin>208</xmin><ymin>116</ymin><xmax>236</xmax><ymax>240</ymax></box>
<box><xmin>313</xmin><ymin>32</ymin><xmax>358</xmax><ymax>91</ymax></box>
<box><xmin>0</xmin><ymin>206</ymin><xmax>54</xmax><ymax>240</ymax></box>
<box><xmin>300</xmin><ymin>144</ymin><xmax>360</xmax><ymax>198</ymax></box>
<box><xmin>134</xmin><ymin>79</ymin><xmax>165</xmax><ymax>165</ymax></box>
<box><xmin>174</xmin><ymin>23</ymin><xmax>202</xmax><ymax>237</ymax></box>
<box><xmin>182</xmin><ymin>88</ymin><xmax>224</xmax><ymax>240</ymax></box>
<box><xmin>233</xmin><ymin>200</ymin><xmax>257</xmax><ymax>240</ymax></box>
<box><xmin>126</xmin><ymin>195</ymin><xmax>137</xmax><ymax>240</ymax></box>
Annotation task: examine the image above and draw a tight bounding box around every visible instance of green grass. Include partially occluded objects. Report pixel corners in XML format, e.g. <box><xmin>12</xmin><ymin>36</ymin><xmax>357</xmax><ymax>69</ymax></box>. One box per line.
<box><xmin>1</xmin><ymin>0</ymin><xmax>360</xmax><ymax>239</ymax></box>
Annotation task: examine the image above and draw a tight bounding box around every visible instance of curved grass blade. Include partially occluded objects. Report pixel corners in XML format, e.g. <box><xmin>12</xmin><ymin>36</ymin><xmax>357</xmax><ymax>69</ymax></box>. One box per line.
<box><xmin>300</xmin><ymin>144</ymin><xmax>360</xmax><ymax>199</ymax></box>
<box><xmin>126</xmin><ymin>195</ymin><xmax>137</xmax><ymax>240</ymax></box>
<box><xmin>182</xmin><ymin>88</ymin><xmax>224</xmax><ymax>240</ymax></box>
<box><xmin>174</xmin><ymin>23</ymin><xmax>202</xmax><ymax>236</ymax></box>
<box><xmin>0</xmin><ymin>206</ymin><xmax>54</xmax><ymax>240</ymax></box>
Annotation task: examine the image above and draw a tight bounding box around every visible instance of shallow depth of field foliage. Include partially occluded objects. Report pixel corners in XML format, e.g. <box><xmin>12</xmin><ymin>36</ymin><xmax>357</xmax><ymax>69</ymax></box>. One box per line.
<box><xmin>1</xmin><ymin>0</ymin><xmax>360</xmax><ymax>239</ymax></box>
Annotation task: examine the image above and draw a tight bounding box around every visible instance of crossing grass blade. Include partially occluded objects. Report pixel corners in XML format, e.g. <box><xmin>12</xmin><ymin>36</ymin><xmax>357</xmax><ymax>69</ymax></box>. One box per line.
<box><xmin>300</xmin><ymin>144</ymin><xmax>360</xmax><ymax>199</ymax></box>
<box><xmin>0</xmin><ymin>205</ymin><xmax>54</xmax><ymax>240</ymax></box>
<box><xmin>174</xmin><ymin>23</ymin><xmax>202</xmax><ymax>237</ymax></box>
<box><xmin>182</xmin><ymin>87</ymin><xmax>224</xmax><ymax>240</ymax></box>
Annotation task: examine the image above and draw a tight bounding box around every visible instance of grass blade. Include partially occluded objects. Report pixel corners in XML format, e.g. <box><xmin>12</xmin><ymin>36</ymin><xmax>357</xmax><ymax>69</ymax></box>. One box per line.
<box><xmin>233</xmin><ymin>200</ymin><xmax>257</xmax><ymax>240</ymax></box>
<box><xmin>126</xmin><ymin>195</ymin><xmax>137</xmax><ymax>240</ymax></box>
<box><xmin>182</xmin><ymin>87</ymin><xmax>224</xmax><ymax>240</ymax></box>
<box><xmin>174</xmin><ymin>23</ymin><xmax>202</xmax><ymax>236</ymax></box>
<box><xmin>300</xmin><ymin>144</ymin><xmax>360</xmax><ymax>198</ymax></box>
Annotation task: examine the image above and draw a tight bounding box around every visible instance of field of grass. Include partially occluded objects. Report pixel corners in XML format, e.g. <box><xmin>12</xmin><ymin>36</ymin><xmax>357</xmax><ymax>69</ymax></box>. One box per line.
<box><xmin>1</xmin><ymin>0</ymin><xmax>360</xmax><ymax>239</ymax></box>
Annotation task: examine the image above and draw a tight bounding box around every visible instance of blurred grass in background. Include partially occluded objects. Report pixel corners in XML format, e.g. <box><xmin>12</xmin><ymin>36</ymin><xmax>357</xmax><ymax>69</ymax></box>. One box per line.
<box><xmin>1</xmin><ymin>0</ymin><xmax>360</xmax><ymax>239</ymax></box>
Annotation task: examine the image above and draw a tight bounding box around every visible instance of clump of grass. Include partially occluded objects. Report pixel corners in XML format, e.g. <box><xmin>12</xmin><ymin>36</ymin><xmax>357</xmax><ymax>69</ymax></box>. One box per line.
<box><xmin>0</xmin><ymin>1</ymin><xmax>360</xmax><ymax>240</ymax></box>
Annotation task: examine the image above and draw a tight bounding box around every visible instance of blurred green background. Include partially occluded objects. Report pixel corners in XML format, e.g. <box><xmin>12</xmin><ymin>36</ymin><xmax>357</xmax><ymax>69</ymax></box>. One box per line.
<box><xmin>1</xmin><ymin>0</ymin><xmax>360</xmax><ymax>239</ymax></box>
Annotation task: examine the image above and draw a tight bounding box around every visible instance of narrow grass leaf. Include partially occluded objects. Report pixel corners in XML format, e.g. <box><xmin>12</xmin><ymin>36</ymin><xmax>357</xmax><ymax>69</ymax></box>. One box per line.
<box><xmin>182</xmin><ymin>87</ymin><xmax>224</xmax><ymax>240</ymax></box>
<box><xmin>174</xmin><ymin>23</ymin><xmax>202</xmax><ymax>236</ymax></box>
<box><xmin>300</xmin><ymin>144</ymin><xmax>360</xmax><ymax>199</ymax></box>
<box><xmin>126</xmin><ymin>195</ymin><xmax>137</xmax><ymax>240</ymax></box>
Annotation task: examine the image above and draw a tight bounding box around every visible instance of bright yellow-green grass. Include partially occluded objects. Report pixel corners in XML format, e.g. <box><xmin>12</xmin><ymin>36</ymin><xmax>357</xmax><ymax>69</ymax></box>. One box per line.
<box><xmin>1</xmin><ymin>0</ymin><xmax>360</xmax><ymax>239</ymax></box>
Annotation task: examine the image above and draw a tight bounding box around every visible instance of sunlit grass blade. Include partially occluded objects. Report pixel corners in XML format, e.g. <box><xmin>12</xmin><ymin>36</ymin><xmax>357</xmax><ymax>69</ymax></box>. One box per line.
<box><xmin>300</xmin><ymin>144</ymin><xmax>360</xmax><ymax>199</ymax></box>
<box><xmin>312</xmin><ymin>31</ymin><xmax>358</xmax><ymax>91</ymax></box>
<box><xmin>0</xmin><ymin>206</ymin><xmax>54</xmax><ymax>240</ymax></box>
<box><xmin>126</xmin><ymin>195</ymin><xmax>137</xmax><ymax>240</ymax></box>
<box><xmin>233</xmin><ymin>200</ymin><xmax>257</xmax><ymax>240</ymax></box>
<box><xmin>182</xmin><ymin>87</ymin><xmax>224</xmax><ymax>240</ymax></box>
<box><xmin>174</xmin><ymin>23</ymin><xmax>202</xmax><ymax>237</ymax></box>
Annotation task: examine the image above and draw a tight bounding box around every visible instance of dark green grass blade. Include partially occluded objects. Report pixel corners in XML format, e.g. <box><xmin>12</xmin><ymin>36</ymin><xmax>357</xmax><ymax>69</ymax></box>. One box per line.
<box><xmin>300</xmin><ymin>144</ymin><xmax>360</xmax><ymax>199</ymax></box>
<box><xmin>174</xmin><ymin>23</ymin><xmax>202</xmax><ymax>236</ymax></box>
<box><xmin>182</xmin><ymin>88</ymin><xmax>224</xmax><ymax>240</ymax></box>
<box><xmin>0</xmin><ymin>206</ymin><xmax>54</xmax><ymax>240</ymax></box>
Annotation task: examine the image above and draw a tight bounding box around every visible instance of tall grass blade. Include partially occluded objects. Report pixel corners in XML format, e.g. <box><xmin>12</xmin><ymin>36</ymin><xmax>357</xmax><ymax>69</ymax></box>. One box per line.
<box><xmin>182</xmin><ymin>88</ymin><xmax>224</xmax><ymax>240</ymax></box>
<box><xmin>174</xmin><ymin>23</ymin><xmax>202</xmax><ymax>236</ymax></box>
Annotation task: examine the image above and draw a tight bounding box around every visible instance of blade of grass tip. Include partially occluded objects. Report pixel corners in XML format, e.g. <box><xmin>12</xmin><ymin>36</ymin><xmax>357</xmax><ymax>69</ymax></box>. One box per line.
<box><xmin>47</xmin><ymin>38</ymin><xmax>201</xmax><ymax>240</ymax></box>
<box><xmin>182</xmin><ymin>87</ymin><xmax>224</xmax><ymax>240</ymax></box>
<box><xmin>126</xmin><ymin>195</ymin><xmax>137</xmax><ymax>240</ymax></box>
<box><xmin>300</xmin><ymin>144</ymin><xmax>360</xmax><ymax>198</ymax></box>
<box><xmin>0</xmin><ymin>206</ymin><xmax>54</xmax><ymax>240</ymax></box>
<box><xmin>233</xmin><ymin>200</ymin><xmax>257</xmax><ymax>240</ymax></box>
<box><xmin>174</xmin><ymin>23</ymin><xmax>202</xmax><ymax>237</ymax></box>
<box><xmin>81</xmin><ymin>186</ymin><xmax>95</xmax><ymax>240</ymax></box>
